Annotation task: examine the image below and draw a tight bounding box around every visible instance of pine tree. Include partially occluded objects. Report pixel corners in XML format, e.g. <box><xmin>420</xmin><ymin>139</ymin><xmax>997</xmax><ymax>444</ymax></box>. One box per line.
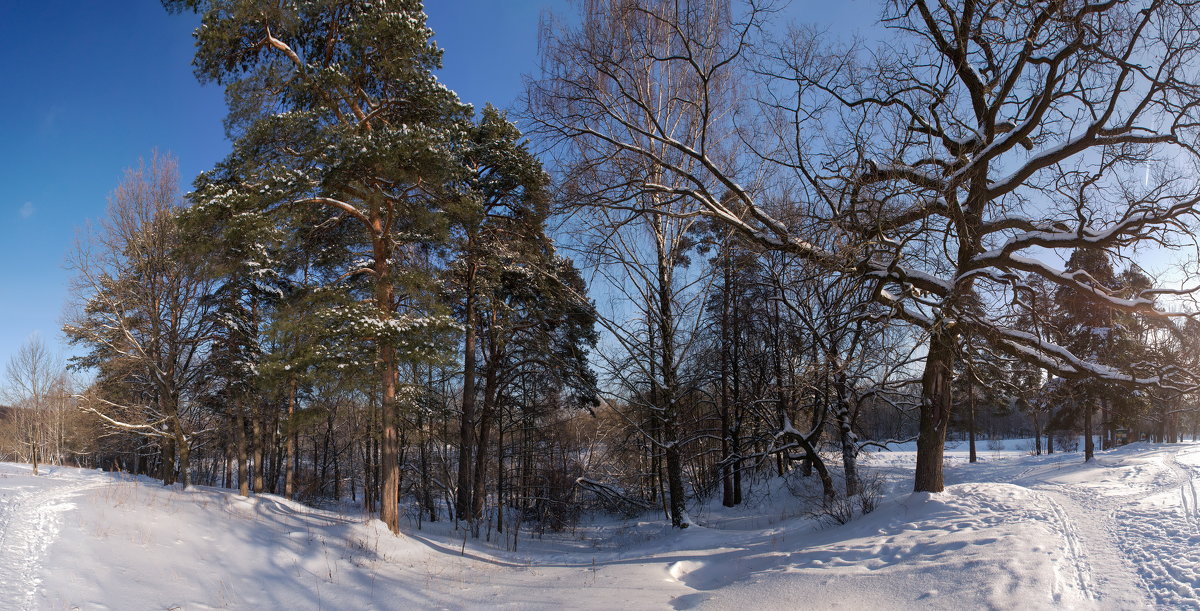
<box><xmin>1053</xmin><ymin>249</ymin><xmax>1155</xmax><ymax>460</ymax></box>
<box><xmin>447</xmin><ymin>105</ymin><xmax>597</xmax><ymax>529</ymax></box>
<box><xmin>168</xmin><ymin>0</ymin><xmax>469</xmax><ymax>533</ymax></box>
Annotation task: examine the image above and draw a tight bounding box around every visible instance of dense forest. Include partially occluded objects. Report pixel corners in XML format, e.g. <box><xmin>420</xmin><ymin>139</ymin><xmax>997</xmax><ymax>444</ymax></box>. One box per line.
<box><xmin>6</xmin><ymin>0</ymin><xmax>1200</xmax><ymax>542</ymax></box>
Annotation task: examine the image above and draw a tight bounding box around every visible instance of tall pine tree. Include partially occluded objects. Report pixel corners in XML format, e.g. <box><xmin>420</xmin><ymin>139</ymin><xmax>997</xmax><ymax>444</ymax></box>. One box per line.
<box><xmin>168</xmin><ymin>0</ymin><xmax>469</xmax><ymax>532</ymax></box>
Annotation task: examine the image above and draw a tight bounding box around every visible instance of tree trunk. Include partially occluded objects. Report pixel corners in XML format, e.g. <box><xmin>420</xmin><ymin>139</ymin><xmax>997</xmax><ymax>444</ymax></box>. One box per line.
<box><xmin>30</xmin><ymin>429</ymin><xmax>39</xmax><ymax>476</ymax></box>
<box><xmin>1084</xmin><ymin>399</ymin><xmax>1095</xmax><ymax>462</ymax></box>
<box><xmin>797</xmin><ymin>435</ymin><xmax>836</xmax><ymax>501</ymax></box>
<box><xmin>836</xmin><ymin>375</ymin><xmax>859</xmax><ymax>498</ymax></box>
<box><xmin>968</xmin><ymin>378</ymin><xmax>978</xmax><ymax>464</ymax></box>
<box><xmin>333</xmin><ymin>443</ymin><xmax>342</xmax><ymax>501</ymax></box>
<box><xmin>223</xmin><ymin>437</ymin><xmax>232</xmax><ymax>489</ymax></box>
<box><xmin>1033</xmin><ymin>410</ymin><xmax>1042</xmax><ymax>456</ymax></box>
<box><xmin>370</xmin><ymin>214</ymin><xmax>401</xmax><ymax>534</ymax></box>
<box><xmin>419</xmin><ymin>410</ymin><xmax>436</xmax><ymax>522</ymax></box>
<box><xmin>719</xmin><ymin>251</ymin><xmax>735</xmax><ymax>508</ymax></box>
<box><xmin>914</xmin><ymin>328</ymin><xmax>954</xmax><ymax>492</ymax></box>
<box><xmin>496</xmin><ymin>411</ymin><xmax>504</xmax><ymax>535</ymax></box>
<box><xmin>235</xmin><ymin>411</ymin><xmax>249</xmax><ymax>496</ymax></box>
<box><xmin>471</xmin><ymin>364</ymin><xmax>500</xmax><ymax>526</ymax></box>
<box><xmin>161</xmin><ymin>437</ymin><xmax>176</xmax><ymax>486</ymax></box>
<box><xmin>252</xmin><ymin>412</ymin><xmax>264</xmax><ymax>493</ymax></box>
<box><xmin>175</xmin><ymin>420</ymin><xmax>191</xmax><ymax>488</ymax></box>
<box><xmin>380</xmin><ymin>355</ymin><xmax>400</xmax><ymax>533</ymax></box>
<box><xmin>285</xmin><ymin>379</ymin><xmax>296</xmax><ymax>498</ymax></box>
<box><xmin>457</xmin><ymin>257</ymin><xmax>479</xmax><ymax>524</ymax></box>
<box><xmin>663</xmin><ymin>416</ymin><xmax>687</xmax><ymax>528</ymax></box>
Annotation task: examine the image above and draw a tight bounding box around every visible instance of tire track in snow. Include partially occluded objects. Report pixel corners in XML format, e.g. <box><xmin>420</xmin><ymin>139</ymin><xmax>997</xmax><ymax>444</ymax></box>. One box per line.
<box><xmin>0</xmin><ymin>472</ymin><xmax>102</xmax><ymax>611</ymax></box>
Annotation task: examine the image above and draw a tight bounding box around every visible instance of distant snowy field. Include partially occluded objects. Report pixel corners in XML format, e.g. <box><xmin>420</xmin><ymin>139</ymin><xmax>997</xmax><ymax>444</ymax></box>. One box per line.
<box><xmin>1</xmin><ymin>441</ymin><xmax>1196</xmax><ymax>609</ymax></box>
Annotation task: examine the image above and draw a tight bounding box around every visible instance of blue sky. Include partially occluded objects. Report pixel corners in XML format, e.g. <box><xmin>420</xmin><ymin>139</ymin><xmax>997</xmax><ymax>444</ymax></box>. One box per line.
<box><xmin>0</xmin><ymin>0</ymin><xmax>553</xmax><ymax>369</ymax></box>
<box><xmin>0</xmin><ymin>0</ymin><xmax>870</xmax><ymax>372</ymax></box>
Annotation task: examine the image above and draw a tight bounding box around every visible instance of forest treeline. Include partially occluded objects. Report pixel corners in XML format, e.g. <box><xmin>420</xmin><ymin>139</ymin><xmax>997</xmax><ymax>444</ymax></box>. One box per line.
<box><xmin>7</xmin><ymin>0</ymin><xmax>1200</xmax><ymax>538</ymax></box>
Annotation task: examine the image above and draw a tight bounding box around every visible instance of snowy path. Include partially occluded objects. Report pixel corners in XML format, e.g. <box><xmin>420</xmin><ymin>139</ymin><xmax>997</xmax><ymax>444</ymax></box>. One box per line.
<box><xmin>1000</xmin><ymin>444</ymin><xmax>1197</xmax><ymax>608</ymax></box>
<box><xmin>0</xmin><ymin>467</ymin><xmax>101</xmax><ymax>611</ymax></box>
<box><xmin>1115</xmin><ymin>446</ymin><xmax>1200</xmax><ymax>607</ymax></box>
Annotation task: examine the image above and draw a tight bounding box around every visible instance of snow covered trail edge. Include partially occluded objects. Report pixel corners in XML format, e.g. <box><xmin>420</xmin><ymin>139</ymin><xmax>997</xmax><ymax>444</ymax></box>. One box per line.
<box><xmin>0</xmin><ymin>466</ymin><xmax>103</xmax><ymax>611</ymax></box>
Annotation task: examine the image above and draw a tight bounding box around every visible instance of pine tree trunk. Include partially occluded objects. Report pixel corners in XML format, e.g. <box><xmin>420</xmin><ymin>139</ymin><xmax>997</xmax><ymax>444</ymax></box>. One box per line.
<box><xmin>496</xmin><ymin>415</ymin><xmax>504</xmax><ymax>535</ymax></box>
<box><xmin>375</xmin><ymin>228</ymin><xmax>401</xmax><ymax>533</ymax></box>
<box><xmin>223</xmin><ymin>440</ymin><xmax>232</xmax><ymax>489</ymax></box>
<box><xmin>419</xmin><ymin>411</ymin><xmax>436</xmax><ymax>522</ymax></box>
<box><xmin>235</xmin><ymin>411</ymin><xmax>249</xmax><ymax>495</ymax></box>
<box><xmin>285</xmin><ymin>379</ymin><xmax>296</xmax><ymax>498</ymax></box>
<box><xmin>380</xmin><ymin>349</ymin><xmax>400</xmax><ymax>533</ymax></box>
<box><xmin>269</xmin><ymin>405</ymin><xmax>281</xmax><ymax>494</ymax></box>
<box><xmin>457</xmin><ymin>257</ymin><xmax>479</xmax><ymax>524</ymax></box>
<box><xmin>252</xmin><ymin>413</ymin><xmax>264</xmax><ymax>493</ymax></box>
<box><xmin>471</xmin><ymin>364</ymin><xmax>500</xmax><ymax>526</ymax></box>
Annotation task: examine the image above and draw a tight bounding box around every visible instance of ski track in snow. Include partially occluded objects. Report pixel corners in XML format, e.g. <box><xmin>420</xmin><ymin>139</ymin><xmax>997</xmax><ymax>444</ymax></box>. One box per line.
<box><xmin>1005</xmin><ymin>446</ymin><xmax>1198</xmax><ymax>609</ymax></box>
<box><xmin>0</xmin><ymin>469</ymin><xmax>100</xmax><ymax>611</ymax></box>
<box><xmin>1035</xmin><ymin>490</ymin><xmax>1095</xmax><ymax>602</ymax></box>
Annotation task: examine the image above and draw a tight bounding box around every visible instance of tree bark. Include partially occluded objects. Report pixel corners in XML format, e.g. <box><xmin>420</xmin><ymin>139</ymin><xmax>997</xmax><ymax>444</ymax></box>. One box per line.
<box><xmin>252</xmin><ymin>412</ymin><xmax>264</xmax><ymax>493</ymax></box>
<box><xmin>1084</xmin><ymin>398</ymin><xmax>1095</xmax><ymax>462</ymax></box>
<box><xmin>835</xmin><ymin>374</ymin><xmax>859</xmax><ymax>498</ymax></box>
<box><xmin>161</xmin><ymin>437</ymin><xmax>176</xmax><ymax>486</ymax></box>
<box><xmin>471</xmin><ymin>364</ymin><xmax>500</xmax><ymax>526</ymax></box>
<box><xmin>1033</xmin><ymin>410</ymin><xmax>1042</xmax><ymax>456</ymax></box>
<box><xmin>285</xmin><ymin>378</ymin><xmax>296</xmax><ymax>498</ymax></box>
<box><xmin>172</xmin><ymin>410</ymin><xmax>191</xmax><ymax>488</ymax></box>
<box><xmin>968</xmin><ymin>376</ymin><xmax>978</xmax><ymax>464</ymax></box>
<box><xmin>235</xmin><ymin>410</ymin><xmax>249</xmax><ymax>496</ymax></box>
<box><xmin>457</xmin><ymin>257</ymin><xmax>479</xmax><ymax>524</ymax></box>
<box><xmin>914</xmin><ymin>328</ymin><xmax>954</xmax><ymax>492</ymax></box>
<box><xmin>374</xmin><ymin>221</ymin><xmax>401</xmax><ymax>534</ymax></box>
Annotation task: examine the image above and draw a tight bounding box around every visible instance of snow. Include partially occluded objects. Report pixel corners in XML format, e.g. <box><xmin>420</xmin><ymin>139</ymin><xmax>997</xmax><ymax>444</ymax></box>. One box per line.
<box><xmin>4</xmin><ymin>442</ymin><xmax>1200</xmax><ymax>609</ymax></box>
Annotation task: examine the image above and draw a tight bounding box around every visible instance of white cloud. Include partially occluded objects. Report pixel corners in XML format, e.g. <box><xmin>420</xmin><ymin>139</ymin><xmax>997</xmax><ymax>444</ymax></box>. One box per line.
<box><xmin>18</xmin><ymin>202</ymin><xmax>34</xmax><ymax>219</ymax></box>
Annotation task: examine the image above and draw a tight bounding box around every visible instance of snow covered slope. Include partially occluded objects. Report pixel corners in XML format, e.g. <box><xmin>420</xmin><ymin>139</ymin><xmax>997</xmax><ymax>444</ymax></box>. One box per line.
<box><xmin>2</xmin><ymin>443</ymin><xmax>1199</xmax><ymax>609</ymax></box>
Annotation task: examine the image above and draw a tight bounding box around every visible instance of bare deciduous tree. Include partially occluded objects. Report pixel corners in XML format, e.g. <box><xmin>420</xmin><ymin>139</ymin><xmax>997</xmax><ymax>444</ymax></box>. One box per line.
<box><xmin>3</xmin><ymin>335</ymin><xmax>65</xmax><ymax>475</ymax></box>
<box><xmin>64</xmin><ymin>153</ymin><xmax>217</xmax><ymax>488</ymax></box>
<box><xmin>531</xmin><ymin>0</ymin><xmax>1200</xmax><ymax>493</ymax></box>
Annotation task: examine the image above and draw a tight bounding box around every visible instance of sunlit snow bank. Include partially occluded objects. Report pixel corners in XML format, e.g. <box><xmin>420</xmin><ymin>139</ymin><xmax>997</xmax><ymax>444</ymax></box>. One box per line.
<box><xmin>674</xmin><ymin>483</ymin><xmax>1085</xmax><ymax>609</ymax></box>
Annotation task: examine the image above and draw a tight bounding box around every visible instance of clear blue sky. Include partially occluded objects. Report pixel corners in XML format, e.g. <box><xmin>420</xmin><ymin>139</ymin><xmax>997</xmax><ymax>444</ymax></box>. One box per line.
<box><xmin>0</xmin><ymin>0</ymin><xmax>870</xmax><ymax>372</ymax></box>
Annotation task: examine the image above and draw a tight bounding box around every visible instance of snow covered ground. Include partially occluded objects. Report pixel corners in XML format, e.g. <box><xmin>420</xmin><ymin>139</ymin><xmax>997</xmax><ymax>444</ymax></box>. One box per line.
<box><xmin>2</xmin><ymin>441</ymin><xmax>1198</xmax><ymax>609</ymax></box>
